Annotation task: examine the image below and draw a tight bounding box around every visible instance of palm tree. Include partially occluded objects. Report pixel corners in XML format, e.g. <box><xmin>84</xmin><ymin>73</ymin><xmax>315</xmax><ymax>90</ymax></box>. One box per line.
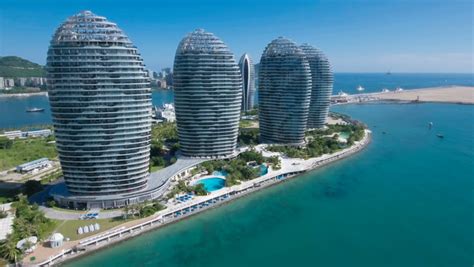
<box><xmin>0</xmin><ymin>235</ymin><xmax>21</xmax><ymax>264</ymax></box>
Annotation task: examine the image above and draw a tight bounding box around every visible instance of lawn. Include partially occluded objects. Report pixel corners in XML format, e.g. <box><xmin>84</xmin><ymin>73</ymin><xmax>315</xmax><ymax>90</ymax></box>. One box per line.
<box><xmin>0</xmin><ymin>138</ymin><xmax>58</xmax><ymax>171</ymax></box>
<box><xmin>53</xmin><ymin>217</ymin><xmax>131</xmax><ymax>241</ymax></box>
<box><xmin>150</xmin><ymin>165</ymin><xmax>163</xmax><ymax>172</ymax></box>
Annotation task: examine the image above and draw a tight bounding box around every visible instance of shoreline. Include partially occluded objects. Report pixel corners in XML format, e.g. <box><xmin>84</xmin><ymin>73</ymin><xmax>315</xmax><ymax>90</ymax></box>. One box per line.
<box><xmin>334</xmin><ymin>86</ymin><xmax>474</xmax><ymax>105</ymax></box>
<box><xmin>0</xmin><ymin>91</ymin><xmax>48</xmax><ymax>98</ymax></box>
<box><xmin>30</xmin><ymin>131</ymin><xmax>372</xmax><ymax>266</ymax></box>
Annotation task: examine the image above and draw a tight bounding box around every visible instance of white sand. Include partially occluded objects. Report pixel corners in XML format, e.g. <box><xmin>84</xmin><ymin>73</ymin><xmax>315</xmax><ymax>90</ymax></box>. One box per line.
<box><xmin>374</xmin><ymin>86</ymin><xmax>474</xmax><ymax>104</ymax></box>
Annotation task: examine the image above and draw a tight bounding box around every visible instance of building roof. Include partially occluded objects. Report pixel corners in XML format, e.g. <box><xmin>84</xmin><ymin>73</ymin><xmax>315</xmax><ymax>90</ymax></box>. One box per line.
<box><xmin>17</xmin><ymin>158</ymin><xmax>49</xmax><ymax>169</ymax></box>
<box><xmin>50</xmin><ymin>232</ymin><xmax>64</xmax><ymax>242</ymax></box>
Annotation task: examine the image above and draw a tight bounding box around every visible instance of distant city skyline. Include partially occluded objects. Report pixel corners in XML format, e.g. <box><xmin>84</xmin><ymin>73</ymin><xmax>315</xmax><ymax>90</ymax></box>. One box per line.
<box><xmin>0</xmin><ymin>0</ymin><xmax>472</xmax><ymax>73</ymax></box>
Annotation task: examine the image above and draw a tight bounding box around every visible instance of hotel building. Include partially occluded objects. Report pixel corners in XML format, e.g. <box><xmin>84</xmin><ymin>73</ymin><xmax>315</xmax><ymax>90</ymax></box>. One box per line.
<box><xmin>173</xmin><ymin>29</ymin><xmax>242</xmax><ymax>158</ymax></box>
<box><xmin>238</xmin><ymin>53</ymin><xmax>256</xmax><ymax>112</ymax></box>
<box><xmin>46</xmin><ymin>11</ymin><xmax>154</xmax><ymax>208</ymax></box>
<box><xmin>258</xmin><ymin>37</ymin><xmax>312</xmax><ymax>145</ymax></box>
<box><xmin>300</xmin><ymin>44</ymin><xmax>333</xmax><ymax>129</ymax></box>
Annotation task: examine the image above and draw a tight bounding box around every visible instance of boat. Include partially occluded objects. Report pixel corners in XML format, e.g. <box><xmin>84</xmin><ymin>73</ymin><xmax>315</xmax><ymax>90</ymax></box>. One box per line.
<box><xmin>436</xmin><ymin>134</ymin><xmax>444</xmax><ymax>138</ymax></box>
<box><xmin>428</xmin><ymin>122</ymin><xmax>433</xmax><ymax>129</ymax></box>
<box><xmin>356</xmin><ymin>85</ymin><xmax>365</xmax><ymax>92</ymax></box>
<box><xmin>26</xmin><ymin>108</ymin><xmax>45</xmax><ymax>112</ymax></box>
<box><xmin>338</xmin><ymin>91</ymin><xmax>349</xmax><ymax>97</ymax></box>
<box><xmin>381</xmin><ymin>88</ymin><xmax>390</xmax><ymax>93</ymax></box>
<box><xmin>395</xmin><ymin>87</ymin><xmax>404</xmax><ymax>92</ymax></box>
<box><xmin>386</xmin><ymin>70</ymin><xmax>392</xmax><ymax>75</ymax></box>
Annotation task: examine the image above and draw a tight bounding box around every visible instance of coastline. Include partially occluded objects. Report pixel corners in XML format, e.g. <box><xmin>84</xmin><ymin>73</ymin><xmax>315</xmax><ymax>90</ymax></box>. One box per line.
<box><xmin>0</xmin><ymin>91</ymin><xmax>48</xmax><ymax>98</ymax></box>
<box><xmin>29</xmin><ymin>131</ymin><xmax>372</xmax><ymax>267</ymax></box>
<box><xmin>334</xmin><ymin>86</ymin><xmax>474</xmax><ymax>105</ymax></box>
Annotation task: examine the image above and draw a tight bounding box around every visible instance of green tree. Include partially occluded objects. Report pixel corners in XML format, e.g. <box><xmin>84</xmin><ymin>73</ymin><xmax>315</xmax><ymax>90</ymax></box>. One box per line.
<box><xmin>0</xmin><ymin>137</ymin><xmax>13</xmax><ymax>149</ymax></box>
<box><xmin>0</xmin><ymin>235</ymin><xmax>21</xmax><ymax>263</ymax></box>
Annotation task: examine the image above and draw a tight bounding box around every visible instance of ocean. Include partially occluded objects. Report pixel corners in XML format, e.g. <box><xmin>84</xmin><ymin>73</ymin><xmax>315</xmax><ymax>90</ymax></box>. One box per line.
<box><xmin>2</xmin><ymin>73</ymin><xmax>473</xmax><ymax>266</ymax></box>
<box><xmin>0</xmin><ymin>73</ymin><xmax>472</xmax><ymax>129</ymax></box>
<box><xmin>64</xmin><ymin>102</ymin><xmax>474</xmax><ymax>267</ymax></box>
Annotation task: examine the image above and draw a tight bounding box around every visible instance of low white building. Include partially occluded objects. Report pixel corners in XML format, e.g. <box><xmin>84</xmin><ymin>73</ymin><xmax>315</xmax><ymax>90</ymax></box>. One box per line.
<box><xmin>49</xmin><ymin>233</ymin><xmax>64</xmax><ymax>248</ymax></box>
<box><xmin>155</xmin><ymin>103</ymin><xmax>176</xmax><ymax>122</ymax></box>
<box><xmin>2</xmin><ymin>129</ymin><xmax>52</xmax><ymax>139</ymax></box>
<box><xmin>26</xmin><ymin>129</ymin><xmax>52</xmax><ymax>138</ymax></box>
<box><xmin>16</xmin><ymin>158</ymin><xmax>52</xmax><ymax>174</ymax></box>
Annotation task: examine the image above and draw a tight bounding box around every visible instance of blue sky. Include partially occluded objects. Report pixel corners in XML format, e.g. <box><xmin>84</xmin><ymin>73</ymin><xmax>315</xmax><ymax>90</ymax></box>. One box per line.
<box><xmin>0</xmin><ymin>0</ymin><xmax>472</xmax><ymax>73</ymax></box>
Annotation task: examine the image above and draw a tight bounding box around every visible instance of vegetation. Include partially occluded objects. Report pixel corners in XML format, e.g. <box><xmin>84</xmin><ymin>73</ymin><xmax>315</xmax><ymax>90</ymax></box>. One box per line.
<box><xmin>238</xmin><ymin>128</ymin><xmax>259</xmax><ymax>146</ymax></box>
<box><xmin>0</xmin><ymin>209</ymin><xmax>7</xmax><ymax>219</ymax></box>
<box><xmin>40</xmin><ymin>169</ymin><xmax>63</xmax><ymax>185</ymax></box>
<box><xmin>239</xmin><ymin>120</ymin><xmax>254</xmax><ymax>128</ymax></box>
<box><xmin>166</xmin><ymin>180</ymin><xmax>208</xmax><ymax>199</ymax></box>
<box><xmin>269</xmin><ymin>124</ymin><xmax>366</xmax><ymax>159</ymax></box>
<box><xmin>1</xmin><ymin>87</ymin><xmax>46</xmax><ymax>94</ymax></box>
<box><xmin>0</xmin><ymin>188</ymin><xmax>19</xmax><ymax>204</ymax></box>
<box><xmin>195</xmin><ymin>150</ymin><xmax>279</xmax><ymax>187</ymax></box>
<box><xmin>150</xmin><ymin>122</ymin><xmax>179</xmax><ymax>171</ymax></box>
<box><xmin>0</xmin><ymin>137</ymin><xmax>58</xmax><ymax>171</ymax></box>
<box><xmin>54</xmin><ymin>217</ymin><xmax>130</xmax><ymax>241</ymax></box>
<box><xmin>0</xmin><ymin>137</ymin><xmax>13</xmax><ymax>149</ymax></box>
<box><xmin>0</xmin><ymin>56</ymin><xmax>46</xmax><ymax>78</ymax></box>
<box><xmin>243</xmin><ymin>108</ymin><xmax>258</xmax><ymax>116</ymax></box>
<box><xmin>122</xmin><ymin>200</ymin><xmax>166</xmax><ymax>220</ymax></box>
<box><xmin>0</xmin><ymin>195</ymin><xmax>56</xmax><ymax>263</ymax></box>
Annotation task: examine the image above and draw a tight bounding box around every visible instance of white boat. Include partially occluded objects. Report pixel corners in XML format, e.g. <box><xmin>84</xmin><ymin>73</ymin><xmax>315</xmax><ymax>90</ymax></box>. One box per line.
<box><xmin>381</xmin><ymin>88</ymin><xmax>390</xmax><ymax>93</ymax></box>
<box><xmin>338</xmin><ymin>91</ymin><xmax>349</xmax><ymax>97</ymax></box>
<box><xmin>356</xmin><ymin>85</ymin><xmax>365</xmax><ymax>91</ymax></box>
<box><xmin>395</xmin><ymin>87</ymin><xmax>404</xmax><ymax>92</ymax></box>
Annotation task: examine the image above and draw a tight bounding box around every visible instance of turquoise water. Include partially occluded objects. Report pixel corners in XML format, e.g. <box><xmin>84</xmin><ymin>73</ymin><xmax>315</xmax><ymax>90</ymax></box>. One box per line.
<box><xmin>65</xmin><ymin>103</ymin><xmax>474</xmax><ymax>267</ymax></box>
<box><xmin>1</xmin><ymin>73</ymin><xmax>472</xmax><ymax>129</ymax></box>
<box><xmin>260</xmin><ymin>164</ymin><xmax>268</xmax><ymax>175</ymax></box>
<box><xmin>196</xmin><ymin>177</ymin><xmax>226</xmax><ymax>192</ymax></box>
<box><xmin>212</xmin><ymin>170</ymin><xmax>228</xmax><ymax>177</ymax></box>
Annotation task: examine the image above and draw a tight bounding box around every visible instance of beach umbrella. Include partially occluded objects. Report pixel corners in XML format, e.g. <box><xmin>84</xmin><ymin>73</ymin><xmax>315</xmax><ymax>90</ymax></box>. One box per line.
<box><xmin>83</xmin><ymin>226</ymin><xmax>89</xmax><ymax>233</ymax></box>
<box><xmin>94</xmin><ymin>223</ymin><xmax>100</xmax><ymax>230</ymax></box>
<box><xmin>78</xmin><ymin>227</ymin><xmax>83</xmax><ymax>235</ymax></box>
<box><xmin>89</xmin><ymin>224</ymin><xmax>94</xmax><ymax>232</ymax></box>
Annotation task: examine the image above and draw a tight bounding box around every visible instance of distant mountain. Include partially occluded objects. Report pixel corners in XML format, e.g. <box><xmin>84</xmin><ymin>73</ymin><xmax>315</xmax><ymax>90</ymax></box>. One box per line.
<box><xmin>0</xmin><ymin>56</ymin><xmax>46</xmax><ymax>77</ymax></box>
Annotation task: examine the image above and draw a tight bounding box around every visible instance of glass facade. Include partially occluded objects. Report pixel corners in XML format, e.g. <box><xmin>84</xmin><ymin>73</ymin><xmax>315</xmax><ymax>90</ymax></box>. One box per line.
<box><xmin>300</xmin><ymin>44</ymin><xmax>333</xmax><ymax>129</ymax></box>
<box><xmin>46</xmin><ymin>11</ymin><xmax>152</xmax><ymax>196</ymax></box>
<box><xmin>238</xmin><ymin>53</ymin><xmax>255</xmax><ymax>112</ymax></box>
<box><xmin>258</xmin><ymin>37</ymin><xmax>312</xmax><ymax>145</ymax></box>
<box><xmin>173</xmin><ymin>29</ymin><xmax>242</xmax><ymax>157</ymax></box>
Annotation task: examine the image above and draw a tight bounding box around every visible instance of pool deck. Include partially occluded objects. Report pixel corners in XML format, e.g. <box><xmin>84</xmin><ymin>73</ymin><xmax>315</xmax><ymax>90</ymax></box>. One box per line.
<box><xmin>26</xmin><ymin>130</ymin><xmax>371</xmax><ymax>266</ymax></box>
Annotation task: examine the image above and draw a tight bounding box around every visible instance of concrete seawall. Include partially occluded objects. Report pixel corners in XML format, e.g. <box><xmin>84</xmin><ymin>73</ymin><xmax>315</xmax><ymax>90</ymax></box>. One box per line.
<box><xmin>31</xmin><ymin>131</ymin><xmax>372</xmax><ymax>266</ymax></box>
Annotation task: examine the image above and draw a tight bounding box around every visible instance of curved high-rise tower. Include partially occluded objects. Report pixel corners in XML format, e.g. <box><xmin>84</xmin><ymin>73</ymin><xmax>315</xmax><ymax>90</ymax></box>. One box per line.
<box><xmin>238</xmin><ymin>53</ymin><xmax>255</xmax><ymax>112</ymax></box>
<box><xmin>46</xmin><ymin>11</ymin><xmax>152</xmax><ymax>208</ymax></box>
<box><xmin>173</xmin><ymin>29</ymin><xmax>242</xmax><ymax>157</ymax></box>
<box><xmin>300</xmin><ymin>44</ymin><xmax>333</xmax><ymax>129</ymax></box>
<box><xmin>258</xmin><ymin>37</ymin><xmax>312</xmax><ymax>145</ymax></box>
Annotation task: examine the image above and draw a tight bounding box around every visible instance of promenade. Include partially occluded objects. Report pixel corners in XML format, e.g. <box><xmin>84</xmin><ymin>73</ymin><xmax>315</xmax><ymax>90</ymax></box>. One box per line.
<box><xmin>26</xmin><ymin>130</ymin><xmax>371</xmax><ymax>266</ymax></box>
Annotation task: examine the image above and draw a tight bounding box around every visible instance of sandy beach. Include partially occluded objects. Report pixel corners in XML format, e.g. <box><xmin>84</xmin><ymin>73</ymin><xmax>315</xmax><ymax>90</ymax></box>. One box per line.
<box><xmin>374</xmin><ymin>86</ymin><xmax>474</xmax><ymax>104</ymax></box>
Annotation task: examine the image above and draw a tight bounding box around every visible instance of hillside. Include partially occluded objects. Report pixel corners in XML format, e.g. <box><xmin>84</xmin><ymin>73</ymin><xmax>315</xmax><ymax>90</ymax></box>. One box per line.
<box><xmin>0</xmin><ymin>56</ymin><xmax>46</xmax><ymax>77</ymax></box>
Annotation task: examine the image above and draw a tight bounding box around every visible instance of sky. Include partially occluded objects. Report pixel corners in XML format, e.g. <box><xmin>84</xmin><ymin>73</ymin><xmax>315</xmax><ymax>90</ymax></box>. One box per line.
<box><xmin>0</xmin><ymin>0</ymin><xmax>472</xmax><ymax>73</ymax></box>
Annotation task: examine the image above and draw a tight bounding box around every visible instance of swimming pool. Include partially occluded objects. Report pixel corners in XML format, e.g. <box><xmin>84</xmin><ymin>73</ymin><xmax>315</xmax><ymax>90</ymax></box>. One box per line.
<box><xmin>195</xmin><ymin>177</ymin><xmax>226</xmax><ymax>192</ymax></box>
<box><xmin>260</xmin><ymin>164</ymin><xmax>268</xmax><ymax>176</ymax></box>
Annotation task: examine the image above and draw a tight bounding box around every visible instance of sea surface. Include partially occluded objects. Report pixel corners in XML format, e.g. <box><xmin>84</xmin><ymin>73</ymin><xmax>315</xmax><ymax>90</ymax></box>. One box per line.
<box><xmin>64</xmin><ymin>103</ymin><xmax>474</xmax><ymax>267</ymax></box>
<box><xmin>1</xmin><ymin>73</ymin><xmax>472</xmax><ymax>129</ymax></box>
